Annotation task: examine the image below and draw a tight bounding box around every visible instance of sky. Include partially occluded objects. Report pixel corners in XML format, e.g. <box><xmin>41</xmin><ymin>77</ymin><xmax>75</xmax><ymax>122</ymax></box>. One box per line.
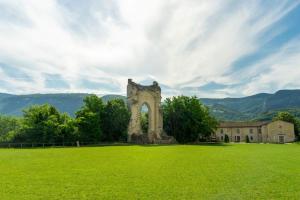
<box><xmin>0</xmin><ymin>0</ymin><xmax>300</xmax><ymax>98</ymax></box>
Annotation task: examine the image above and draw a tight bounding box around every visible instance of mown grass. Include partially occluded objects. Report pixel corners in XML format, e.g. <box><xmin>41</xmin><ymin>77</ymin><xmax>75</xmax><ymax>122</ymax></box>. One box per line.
<box><xmin>0</xmin><ymin>144</ymin><xmax>299</xmax><ymax>199</ymax></box>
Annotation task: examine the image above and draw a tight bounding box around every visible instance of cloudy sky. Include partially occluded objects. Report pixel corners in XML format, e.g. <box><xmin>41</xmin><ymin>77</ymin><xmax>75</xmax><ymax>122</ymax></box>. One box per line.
<box><xmin>0</xmin><ymin>0</ymin><xmax>300</xmax><ymax>98</ymax></box>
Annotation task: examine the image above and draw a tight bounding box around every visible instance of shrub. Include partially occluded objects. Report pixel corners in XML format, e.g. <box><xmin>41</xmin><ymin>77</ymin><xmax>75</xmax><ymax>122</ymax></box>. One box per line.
<box><xmin>246</xmin><ymin>135</ymin><xmax>250</xmax><ymax>143</ymax></box>
<box><xmin>224</xmin><ymin>134</ymin><xmax>230</xmax><ymax>143</ymax></box>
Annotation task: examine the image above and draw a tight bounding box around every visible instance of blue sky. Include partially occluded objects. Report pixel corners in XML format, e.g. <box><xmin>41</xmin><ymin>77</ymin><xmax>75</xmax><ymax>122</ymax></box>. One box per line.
<box><xmin>0</xmin><ymin>0</ymin><xmax>300</xmax><ymax>98</ymax></box>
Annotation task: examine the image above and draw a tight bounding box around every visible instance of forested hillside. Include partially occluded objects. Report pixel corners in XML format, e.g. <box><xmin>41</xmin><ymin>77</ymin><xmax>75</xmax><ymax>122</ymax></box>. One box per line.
<box><xmin>202</xmin><ymin>90</ymin><xmax>300</xmax><ymax>121</ymax></box>
<box><xmin>0</xmin><ymin>90</ymin><xmax>300</xmax><ymax>121</ymax></box>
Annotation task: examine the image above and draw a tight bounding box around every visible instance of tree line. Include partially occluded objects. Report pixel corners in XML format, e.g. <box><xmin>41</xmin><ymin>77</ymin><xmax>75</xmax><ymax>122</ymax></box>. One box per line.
<box><xmin>0</xmin><ymin>95</ymin><xmax>220</xmax><ymax>144</ymax></box>
<box><xmin>1</xmin><ymin>94</ymin><xmax>297</xmax><ymax>145</ymax></box>
<box><xmin>0</xmin><ymin>95</ymin><xmax>130</xmax><ymax>144</ymax></box>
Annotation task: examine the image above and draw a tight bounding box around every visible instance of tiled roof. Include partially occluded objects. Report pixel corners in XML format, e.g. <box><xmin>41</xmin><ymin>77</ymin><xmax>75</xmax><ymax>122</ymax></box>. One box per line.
<box><xmin>219</xmin><ymin>121</ymin><xmax>270</xmax><ymax>128</ymax></box>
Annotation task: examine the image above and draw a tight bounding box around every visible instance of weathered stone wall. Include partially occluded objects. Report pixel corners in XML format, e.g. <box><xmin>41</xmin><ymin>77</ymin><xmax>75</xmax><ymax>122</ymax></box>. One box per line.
<box><xmin>127</xmin><ymin>79</ymin><xmax>163</xmax><ymax>143</ymax></box>
<box><xmin>216</xmin><ymin>127</ymin><xmax>261</xmax><ymax>142</ymax></box>
<box><xmin>266</xmin><ymin>120</ymin><xmax>295</xmax><ymax>143</ymax></box>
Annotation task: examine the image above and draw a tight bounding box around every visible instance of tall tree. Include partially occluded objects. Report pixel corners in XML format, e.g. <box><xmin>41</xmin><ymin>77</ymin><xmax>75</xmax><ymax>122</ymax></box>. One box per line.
<box><xmin>58</xmin><ymin>113</ymin><xmax>78</xmax><ymax>144</ymax></box>
<box><xmin>163</xmin><ymin>96</ymin><xmax>218</xmax><ymax>143</ymax></box>
<box><xmin>19</xmin><ymin>104</ymin><xmax>62</xmax><ymax>143</ymax></box>
<box><xmin>0</xmin><ymin>115</ymin><xmax>21</xmax><ymax>142</ymax></box>
<box><xmin>75</xmin><ymin>95</ymin><xmax>104</xmax><ymax>142</ymax></box>
<box><xmin>102</xmin><ymin>99</ymin><xmax>130</xmax><ymax>142</ymax></box>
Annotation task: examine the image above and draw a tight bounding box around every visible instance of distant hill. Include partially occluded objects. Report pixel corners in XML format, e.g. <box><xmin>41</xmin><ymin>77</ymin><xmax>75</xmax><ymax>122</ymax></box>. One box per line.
<box><xmin>201</xmin><ymin>90</ymin><xmax>300</xmax><ymax>121</ymax></box>
<box><xmin>101</xmin><ymin>95</ymin><xmax>127</xmax><ymax>103</ymax></box>
<box><xmin>0</xmin><ymin>90</ymin><xmax>300</xmax><ymax>120</ymax></box>
<box><xmin>0</xmin><ymin>93</ymin><xmax>13</xmax><ymax>101</ymax></box>
<box><xmin>0</xmin><ymin>93</ymin><xmax>91</xmax><ymax>117</ymax></box>
<box><xmin>0</xmin><ymin>93</ymin><xmax>126</xmax><ymax>117</ymax></box>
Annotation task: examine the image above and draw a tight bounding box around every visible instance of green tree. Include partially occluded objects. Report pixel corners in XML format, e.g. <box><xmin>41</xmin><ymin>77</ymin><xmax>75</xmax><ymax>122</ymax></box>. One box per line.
<box><xmin>273</xmin><ymin>111</ymin><xmax>300</xmax><ymax>139</ymax></box>
<box><xmin>13</xmin><ymin>104</ymin><xmax>77</xmax><ymax>144</ymax></box>
<box><xmin>75</xmin><ymin>95</ymin><xmax>104</xmax><ymax>143</ymax></box>
<box><xmin>19</xmin><ymin>104</ymin><xmax>61</xmax><ymax>143</ymax></box>
<box><xmin>224</xmin><ymin>134</ymin><xmax>229</xmax><ymax>143</ymax></box>
<box><xmin>58</xmin><ymin>113</ymin><xmax>78</xmax><ymax>144</ymax></box>
<box><xmin>102</xmin><ymin>99</ymin><xmax>131</xmax><ymax>142</ymax></box>
<box><xmin>246</xmin><ymin>135</ymin><xmax>250</xmax><ymax>143</ymax></box>
<box><xmin>163</xmin><ymin>96</ymin><xmax>218</xmax><ymax>143</ymax></box>
<box><xmin>0</xmin><ymin>115</ymin><xmax>21</xmax><ymax>142</ymax></box>
<box><xmin>140</xmin><ymin>112</ymin><xmax>148</xmax><ymax>134</ymax></box>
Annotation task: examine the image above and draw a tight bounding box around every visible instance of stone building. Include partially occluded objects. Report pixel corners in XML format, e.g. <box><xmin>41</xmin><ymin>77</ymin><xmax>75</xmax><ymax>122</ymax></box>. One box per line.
<box><xmin>214</xmin><ymin>120</ymin><xmax>295</xmax><ymax>143</ymax></box>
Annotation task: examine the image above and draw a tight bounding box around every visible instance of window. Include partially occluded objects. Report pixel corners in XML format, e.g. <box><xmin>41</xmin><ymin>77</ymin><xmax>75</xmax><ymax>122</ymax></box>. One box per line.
<box><xmin>220</xmin><ymin>129</ymin><xmax>224</xmax><ymax>134</ymax></box>
<box><xmin>250</xmin><ymin>136</ymin><xmax>253</xmax><ymax>140</ymax></box>
<box><xmin>236</xmin><ymin>128</ymin><xmax>240</xmax><ymax>134</ymax></box>
<box><xmin>249</xmin><ymin>129</ymin><xmax>253</xmax><ymax>134</ymax></box>
<box><xmin>258</xmin><ymin>128</ymin><xmax>262</xmax><ymax>134</ymax></box>
<box><xmin>221</xmin><ymin>136</ymin><xmax>224</xmax><ymax>141</ymax></box>
<box><xmin>235</xmin><ymin>136</ymin><xmax>240</xmax><ymax>142</ymax></box>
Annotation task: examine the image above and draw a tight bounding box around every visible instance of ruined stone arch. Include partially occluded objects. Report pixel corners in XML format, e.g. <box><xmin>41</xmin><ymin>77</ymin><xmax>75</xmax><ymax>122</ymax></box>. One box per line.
<box><xmin>127</xmin><ymin>79</ymin><xmax>163</xmax><ymax>143</ymax></box>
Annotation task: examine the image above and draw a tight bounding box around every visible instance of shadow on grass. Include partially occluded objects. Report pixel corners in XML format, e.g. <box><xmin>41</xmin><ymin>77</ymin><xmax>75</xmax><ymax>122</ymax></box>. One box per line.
<box><xmin>138</xmin><ymin>143</ymin><xmax>232</xmax><ymax>147</ymax></box>
<box><xmin>0</xmin><ymin>142</ymin><xmax>234</xmax><ymax>149</ymax></box>
<box><xmin>0</xmin><ymin>142</ymin><xmax>134</xmax><ymax>149</ymax></box>
<box><xmin>191</xmin><ymin>143</ymin><xmax>232</xmax><ymax>147</ymax></box>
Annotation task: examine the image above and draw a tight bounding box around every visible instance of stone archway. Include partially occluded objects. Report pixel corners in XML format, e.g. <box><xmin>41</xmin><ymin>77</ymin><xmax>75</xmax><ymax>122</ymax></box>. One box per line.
<box><xmin>127</xmin><ymin>79</ymin><xmax>163</xmax><ymax>143</ymax></box>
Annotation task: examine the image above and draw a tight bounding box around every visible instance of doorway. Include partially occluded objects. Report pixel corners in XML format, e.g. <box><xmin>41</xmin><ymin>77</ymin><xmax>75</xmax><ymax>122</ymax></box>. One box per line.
<box><xmin>235</xmin><ymin>136</ymin><xmax>240</xmax><ymax>142</ymax></box>
<box><xmin>278</xmin><ymin>135</ymin><xmax>285</xmax><ymax>144</ymax></box>
<box><xmin>258</xmin><ymin>134</ymin><xmax>262</xmax><ymax>143</ymax></box>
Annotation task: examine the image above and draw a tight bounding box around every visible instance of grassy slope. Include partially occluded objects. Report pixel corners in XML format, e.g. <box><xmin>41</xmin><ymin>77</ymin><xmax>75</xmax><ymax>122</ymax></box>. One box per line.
<box><xmin>0</xmin><ymin>144</ymin><xmax>299</xmax><ymax>200</ymax></box>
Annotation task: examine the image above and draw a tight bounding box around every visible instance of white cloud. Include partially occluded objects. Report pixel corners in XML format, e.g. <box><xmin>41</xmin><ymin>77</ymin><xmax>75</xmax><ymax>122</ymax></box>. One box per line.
<box><xmin>0</xmin><ymin>0</ymin><xmax>299</xmax><ymax>97</ymax></box>
<box><xmin>237</xmin><ymin>38</ymin><xmax>300</xmax><ymax>96</ymax></box>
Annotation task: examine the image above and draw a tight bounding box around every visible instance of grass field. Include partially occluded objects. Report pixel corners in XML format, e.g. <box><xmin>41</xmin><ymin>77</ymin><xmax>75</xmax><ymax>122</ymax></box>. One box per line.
<box><xmin>0</xmin><ymin>144</ymin><xmax>300</xmax><ymax>200</ymax></box>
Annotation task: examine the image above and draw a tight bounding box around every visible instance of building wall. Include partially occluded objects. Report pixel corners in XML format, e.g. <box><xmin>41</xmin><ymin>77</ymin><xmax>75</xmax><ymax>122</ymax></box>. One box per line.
<box><xmin>261</xmin><ymin>125</ymin><xmax>268</xmax><ymax>142</ymax></box>
<box><xmin>266</xmin><ymin>121</ymin><xmax>295</xmax><ymax>143</ymax></box>
<box><xmin>215</xmin><ymin>120</ymin><xmax>295</xmax><ymax>143</ymax></box>
<box><xmin>216</xmin><ymin>127</ymin><xmax>261</xmax><ymax>142</ymax></box>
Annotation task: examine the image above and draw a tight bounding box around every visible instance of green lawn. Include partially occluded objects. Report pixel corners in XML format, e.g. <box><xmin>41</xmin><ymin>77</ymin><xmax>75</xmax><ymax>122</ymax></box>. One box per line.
<box><xmin>0</xmin><ymin>144</ymin><xmax>299</xmax><ymax>200</ymax></box>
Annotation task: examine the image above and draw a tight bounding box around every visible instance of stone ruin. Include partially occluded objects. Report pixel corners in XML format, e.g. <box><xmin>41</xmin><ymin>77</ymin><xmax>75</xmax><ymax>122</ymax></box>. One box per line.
<box><xmin>127</xmin><ymin>79</ymin><xmax>176</xmax><ymax>144</ymax></box>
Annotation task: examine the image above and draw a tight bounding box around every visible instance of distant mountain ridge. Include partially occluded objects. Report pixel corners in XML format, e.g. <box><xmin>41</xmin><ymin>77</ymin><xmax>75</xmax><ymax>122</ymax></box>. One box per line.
<box><xmin>0</xmin><ymin>93</ymin><xmax>91</xmax><ymax>117</ymax></box>
<box><xmin>0</xmin><ymin>90</ymin><xmax>300</xmax><ymax>121</ymax></box>
<box><xmin>201</xmin><ymin>90</ymin><xmax>300</xmax><ymax>121</ymax></box>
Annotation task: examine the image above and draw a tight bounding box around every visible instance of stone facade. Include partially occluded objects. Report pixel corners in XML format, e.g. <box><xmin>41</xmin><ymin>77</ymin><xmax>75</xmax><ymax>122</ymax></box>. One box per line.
<box><xmin>214</xmin><ymin>120</ymin><xmax>295</xmax><ymax>143</ymax></box>
<box><xmin>127</xmin><ymin>79</ymin><xmax>164</xmax><ymax>143</ymax></box>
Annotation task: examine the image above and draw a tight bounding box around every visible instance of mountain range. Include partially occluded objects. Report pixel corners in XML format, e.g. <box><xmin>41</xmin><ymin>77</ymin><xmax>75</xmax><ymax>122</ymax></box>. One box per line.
<box><xmin>0</xmin><ymin>90</ymin><xmax>300</xmax><ymax>121</ymax></box>
<box><xmin>201</xmin><ymin>90</ymin><xmax>300</xmax><ymax>121</ymax></box>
